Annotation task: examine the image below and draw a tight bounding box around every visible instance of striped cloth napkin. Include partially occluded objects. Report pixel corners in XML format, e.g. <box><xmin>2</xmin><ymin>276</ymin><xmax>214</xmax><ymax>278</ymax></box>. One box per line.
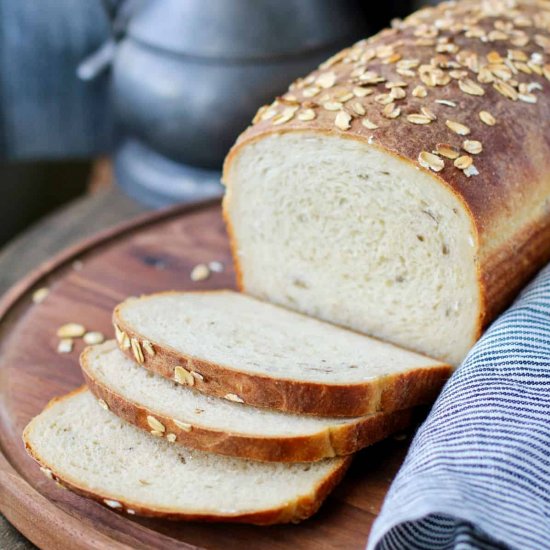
<box><xmin>367</xmin><ymin>264</ymin><xmax>550</xmax><ymax>550</ymax></box>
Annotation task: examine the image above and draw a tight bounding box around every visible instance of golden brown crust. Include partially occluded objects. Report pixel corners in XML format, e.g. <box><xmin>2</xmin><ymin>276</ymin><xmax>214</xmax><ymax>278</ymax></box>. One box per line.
<box><xmin>81</xmin><ymin>346</ymin><xmax>412</xmax><ymax>461</ymax></box>
<box><xmin>480</xmin><ymin>213</ymin><xmax>550</xmax><ymax>323</ymax></box>
<box><xmin>222</xmin><ymin>0</ymin><xmax>550</xmax><ymax>343</ymax></box>
<box><xmin>113</xmin><ymin>297</ymin><xmax>452</xmax><ymax>417</ymax></box>
<box><xmin>22</xmin><ymin>387</ymin><xmax>351</xmax><ymax>525</ymax></box>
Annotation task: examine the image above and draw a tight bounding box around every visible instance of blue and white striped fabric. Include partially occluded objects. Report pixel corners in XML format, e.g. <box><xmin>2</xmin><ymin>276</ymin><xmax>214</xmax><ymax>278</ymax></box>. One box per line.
<box><xmin>367</xmin><ymin>264</ymin><xmax>550</xmax><ymax>550</ymax></box>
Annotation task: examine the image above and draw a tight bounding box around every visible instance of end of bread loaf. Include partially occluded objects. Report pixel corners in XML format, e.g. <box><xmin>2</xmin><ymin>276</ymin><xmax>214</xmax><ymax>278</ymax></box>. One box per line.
<box><xmin>224</xmin><ymin>132</ymin><xmax>480</xmax><ymax>365</ymax></box>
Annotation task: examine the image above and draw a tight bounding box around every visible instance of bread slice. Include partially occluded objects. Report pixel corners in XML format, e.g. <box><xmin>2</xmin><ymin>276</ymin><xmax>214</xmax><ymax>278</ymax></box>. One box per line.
<box><xmin>113</xmin><ymin>290</ymin><xmax>451</xmax><ymax>416</ymax></box>
<box><xmin>81</xmin><ymin>341</ymin><xmax>413</xmax><ymax>462</ymax></box>
<box><xmin>23</xmin><ymin>388</ymin><xmax>350</xmax><ymax>524</ymax></box>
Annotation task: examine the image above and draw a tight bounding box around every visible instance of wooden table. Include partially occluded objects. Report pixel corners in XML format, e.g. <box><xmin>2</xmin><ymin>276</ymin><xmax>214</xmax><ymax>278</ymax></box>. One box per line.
<box><xmin>0</xmin><ymin>187</ymin><xmax>148</xmax><ymax>549</ymax></box>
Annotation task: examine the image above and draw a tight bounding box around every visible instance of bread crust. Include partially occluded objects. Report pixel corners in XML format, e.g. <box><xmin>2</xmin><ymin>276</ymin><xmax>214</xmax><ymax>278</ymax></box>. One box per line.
<box><xmin>222</xmin><ymin>0</ymin><xmax>550</xmax><ymax>358</ymax></box>
<box><xmin>23</xmin><ymin>387</ymin><xmax>351</xmax><ymax>525</ymax></box>
<box><xmin>113</xmin><ymin>294</ymin><xmax>452</xmax><ymax>417</ymax></box>
<box><xmin>81</xmin><ymin>346</ymin><xmax>413</xmax><ymax>462</ymax></box>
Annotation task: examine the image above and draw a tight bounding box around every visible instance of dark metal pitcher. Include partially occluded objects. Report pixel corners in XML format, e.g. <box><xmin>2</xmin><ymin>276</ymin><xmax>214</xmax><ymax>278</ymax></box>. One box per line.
<box><xmin>84</xmin><ymin>0</ymin><xmax>368</xmax><ymax>205</ymax></box>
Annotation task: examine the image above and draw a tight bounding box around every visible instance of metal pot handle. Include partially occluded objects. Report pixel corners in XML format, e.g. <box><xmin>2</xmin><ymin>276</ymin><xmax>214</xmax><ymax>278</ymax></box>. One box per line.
<box><xmin>76</xmin><ymin>0</ymin><xmax>143</xmax><ymax>81</ymax></box>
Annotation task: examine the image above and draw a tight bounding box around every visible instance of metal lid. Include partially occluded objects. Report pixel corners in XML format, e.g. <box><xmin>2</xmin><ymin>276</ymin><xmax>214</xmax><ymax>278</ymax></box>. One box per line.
<box><xmin>127</xmin><ymin>0</ymin><xmax>365</xmax><ymax>60</ymax></box>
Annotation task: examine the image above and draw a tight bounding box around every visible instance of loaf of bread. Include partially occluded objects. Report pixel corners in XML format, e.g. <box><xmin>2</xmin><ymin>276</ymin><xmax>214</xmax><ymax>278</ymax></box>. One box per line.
<box><xmin>113</xmin><ymin>291</ymin><xmax>450</xmax><ymax>416</ymax></box>
<box><xmin>23</xmin><ymin>388</ymin><xmax>350</xmax><ymax>524</ymax></box>
<box><xmin>82</xmin><ymin>341</ymin><xmax>413</xmax><ymax>462</ymax></box>
<box><xmin>223</xmin><ymin>0</ymin><xmax>550</xmax><ymax>365</ymax></box>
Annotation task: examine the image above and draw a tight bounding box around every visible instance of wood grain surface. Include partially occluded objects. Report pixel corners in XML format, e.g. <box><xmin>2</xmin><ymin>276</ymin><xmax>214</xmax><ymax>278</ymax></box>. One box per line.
<box><xmin>0</xmin><ymin>195</ymin><xmax>412</xmax><ymax>550</ymax></box>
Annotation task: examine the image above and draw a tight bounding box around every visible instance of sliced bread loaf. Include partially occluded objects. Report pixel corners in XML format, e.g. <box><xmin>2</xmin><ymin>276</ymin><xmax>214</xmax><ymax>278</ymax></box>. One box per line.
<box><xmin>222</xmin><ymin>0</ymin><xmax>550</xmax><ymax>366</ymax></box>
<box><xmin>81</xmin><ymin>341</ymin><xmax>413</xmax><ymax>462</ymax></box>
<box><xmin>23</xmin><ymin>388</ymin><xmax>350</xmax><ymax>524</ymax></box>
<box><xmin>113</xmin><ymin>290</ymin><xmax>451</xmax><ymax>416</ymax></box>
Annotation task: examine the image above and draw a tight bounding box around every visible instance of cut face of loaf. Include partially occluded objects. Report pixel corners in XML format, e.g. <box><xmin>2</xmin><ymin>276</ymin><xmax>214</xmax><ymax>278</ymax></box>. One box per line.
<box><xmin>81</xmin><ymin>341</ymin><xmax>413</xmax><ymax>462</ymax></box>
<box><xmin>23</xmin><ymin>388</ymin><xmax>350</xmax><ymax>524</ymax></box>
<box><xmin>223</xmin><ymin>0</ymin><xmax>550</xmax><ymax>366</ymax></box>
<box><xmin>113</xmin><ymin>290</ymin><xmax>451</xmax><ymax>416</ymax></box>
<box><xmin>224</xmin><ymin>133</ymin><xmax>479</xmax><ymax>365</ymax></box>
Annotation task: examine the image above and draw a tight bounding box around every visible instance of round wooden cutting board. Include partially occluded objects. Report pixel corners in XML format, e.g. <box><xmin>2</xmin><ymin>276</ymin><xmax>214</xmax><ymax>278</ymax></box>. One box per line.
<box><xmin>0</xmin><ymin>199</ymin><xmax>410</xmax><ymax>550</ymax></box>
